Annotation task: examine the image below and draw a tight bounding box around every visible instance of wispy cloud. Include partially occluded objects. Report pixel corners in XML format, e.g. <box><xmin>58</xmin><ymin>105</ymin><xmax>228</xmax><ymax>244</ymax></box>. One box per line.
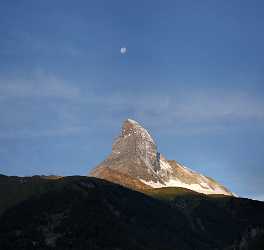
<box><xmin>82</xmin><ymin>88</ymin><xmax>264</xmax><ymax>131</ymax></box>
<box><xmin>1</xmin><ymin>73</ymin><xmax>264</xmax><ymax>138</ymax></box>
<box><xmin>0</xmin><ymin>72</ymin><xmax>80</xmax><ymax>99</ymax></box>
<box><xmin>0</xmin><ymin>126</ymin><xmax>91</xmax><ymax>139</ymax></box>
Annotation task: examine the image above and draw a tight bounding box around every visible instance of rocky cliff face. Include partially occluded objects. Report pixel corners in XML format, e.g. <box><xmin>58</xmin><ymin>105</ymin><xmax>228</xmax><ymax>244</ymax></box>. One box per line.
<box><xmin>90</xmin><ymin>119</ymin><xmax>233</xmax><ymax>196</ymax></box>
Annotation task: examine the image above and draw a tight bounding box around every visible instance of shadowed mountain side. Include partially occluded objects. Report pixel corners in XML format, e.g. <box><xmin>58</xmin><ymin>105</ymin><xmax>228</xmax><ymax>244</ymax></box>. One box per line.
<box><xmin>0</xmin><ymin>175</ymin><xmax>263</xmax><ymax>250</ymax></box>
<box><xmin>0</xmin><ymin>176</ymin><xmax>208</xmax><ymax>250</ymax></box>
<box><xmin>145</xmin><ymin>187</ymin><xmax>264</xmax><ymax>250</ymax></box>
<box><xmin>0</xmin><ymin>174</ymin><xmax>62</xmax><ymax>216</ymax></box>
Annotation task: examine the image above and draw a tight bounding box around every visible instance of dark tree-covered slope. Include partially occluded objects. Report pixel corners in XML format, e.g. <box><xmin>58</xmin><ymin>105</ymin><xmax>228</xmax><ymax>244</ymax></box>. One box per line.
<box><xmin>0</xmin><ymin>175</ymin><xmax>263</xmax><ymax>250</ymax></box>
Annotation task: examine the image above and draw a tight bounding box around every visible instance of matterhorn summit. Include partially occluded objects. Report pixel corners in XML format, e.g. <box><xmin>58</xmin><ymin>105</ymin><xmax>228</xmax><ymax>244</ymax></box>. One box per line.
<box><xmin>90</xmin><ymin>119</ymin><xmax>233</xmax><ymax>196</ymax></box>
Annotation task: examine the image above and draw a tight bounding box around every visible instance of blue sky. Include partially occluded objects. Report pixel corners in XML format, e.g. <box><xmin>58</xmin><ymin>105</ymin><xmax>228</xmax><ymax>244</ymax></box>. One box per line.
<box><xmin>0</xmin><ymin>0</ymin><xmax>264</xmax><ymax>200</ymax></box>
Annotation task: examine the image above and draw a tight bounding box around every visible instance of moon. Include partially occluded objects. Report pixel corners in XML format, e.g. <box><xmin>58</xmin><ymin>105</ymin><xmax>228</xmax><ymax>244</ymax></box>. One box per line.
<box><xmin>120</xmin><ymin>47</ymin><xmax>127</xmax><ymax>54</ymax></box>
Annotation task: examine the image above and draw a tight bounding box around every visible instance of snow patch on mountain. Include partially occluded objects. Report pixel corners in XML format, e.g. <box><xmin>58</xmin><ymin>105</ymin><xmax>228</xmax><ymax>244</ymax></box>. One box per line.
<box><xmin>140</xmin><ymin>177</ymin><xmax>232</xmax><ymax>195</ymax></box>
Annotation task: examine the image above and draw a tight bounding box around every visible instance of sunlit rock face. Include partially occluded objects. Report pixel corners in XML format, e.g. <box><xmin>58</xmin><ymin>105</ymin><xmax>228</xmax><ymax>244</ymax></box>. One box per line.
<box><xmin>114</xmin><ymin>119</ymin><xmax>158</xmax><ymax>168</ymax></box>
<box><xmin>90</xmin><ymin>119</ymin><xmax>233</xmax><ymax>196</ymax></box>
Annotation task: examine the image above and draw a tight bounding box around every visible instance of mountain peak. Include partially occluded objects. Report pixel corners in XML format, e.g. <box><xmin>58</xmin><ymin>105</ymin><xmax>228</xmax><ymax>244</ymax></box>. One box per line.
<box><xmin>90</xmin><ymin>120</ymin><xmax>233</xmax><ymax>196</ymax></box>
<box><xmin>121</xmin><ymin>119</ymin><xmax>155</xmax><ymax>144</ymax></box>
